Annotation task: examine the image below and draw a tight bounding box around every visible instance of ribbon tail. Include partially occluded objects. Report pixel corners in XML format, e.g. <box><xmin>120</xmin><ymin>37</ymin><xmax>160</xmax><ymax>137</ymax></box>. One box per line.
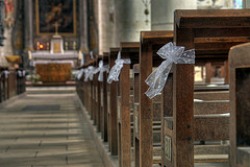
<box><xmin>145</xmin><ymin>68</ymin><xmax>158</xmax><ymax>86</ymax></box>
<box><xmin>84</xmin><ymin>71</ymin><xmax>89</xmax><ymax>82</ymax></box>
<box><xmin>145</xmin><ymin>61</ymin><xmax>173</xmax><ymax>99</ymax></box>
<box><xmin>98</xmin><ymin>71</ymin><xmax>104</xmax><ymax>82</ymax></box>
<box><xmin>107</xmin><ymin>63</ymin><xmax>123</xmax><ymax>84</ymax></box>
<box><xmin>107</xmin><ymin>66</ymin><xmax>116</xmax><ymax>84</ymax></box>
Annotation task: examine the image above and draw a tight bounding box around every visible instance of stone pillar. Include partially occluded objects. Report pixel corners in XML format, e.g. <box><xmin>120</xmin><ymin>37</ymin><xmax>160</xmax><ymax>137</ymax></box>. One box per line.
<box><xmin>114</xmin><ymin>0</ymin><xmax>151</xmax><ymax>43</ymax></box>
<box><xmin>88</xmin><ymin>0</ymin><xmax>99</xmax><ymax>53</ymax></box>
<box><xmin>2</xmin><ymin>27</ymin><xmax>13</xmax><ymax>56</ymax></box>
<box><xmin>1</xmin><ymin>0</ymin><xmax>17</xmax><ymax>56</ymax></box>
<box><xmin>24</xmin><ymin>0</ymin><xmax>33</xmax><ymax>51</ymax></box>
<box><xmin>98</xmin><ymin>0</ymin><xmax>151</xmax><ymax>54</ymax></box>
<box><xmin>98</xmin><ymin>0</ymin><xmax>116</xmax><ymax>53</ymax></box>
<box><xmin>22</xmin><ymin>0</ymin><xmax>33</xmax><ymax>68</ymax></box>
<box><xmin>79</xmin><ymin>0</ymin><xmax>88</xmax><ymax>52</ymax></box>
<box><xmin>245</xmin><ymin>0</ymin><xmax>250</xmax><ymax>8</ymax></box>
<box><xmin>151</xmin><ymin>0</ymin><xmax>196</xmax><ymax>30</ymax></box>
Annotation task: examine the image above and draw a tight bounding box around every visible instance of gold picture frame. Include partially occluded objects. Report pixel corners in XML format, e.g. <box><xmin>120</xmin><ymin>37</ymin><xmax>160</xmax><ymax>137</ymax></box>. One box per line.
<box><xmin>35</xmin><ymin>0</ymin><xmax>77</xmax><ymax>36</ymax></box>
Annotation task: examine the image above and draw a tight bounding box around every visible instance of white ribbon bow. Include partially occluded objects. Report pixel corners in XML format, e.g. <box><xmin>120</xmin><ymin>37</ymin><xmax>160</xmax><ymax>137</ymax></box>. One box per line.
<box><xmin>145</xmin><ymin>42</ymin><xmax>195</xmax><ymax>99</ymax></box>
<box><xmin>77</xmin><ymin>69</ymin><xmax>85</xmax><ymax>80</ymax></box>
<box><xmin>90</xmin><ymin>51</ymin><xmax>94</xmax><ymax>59</ymax></box>
<box><xmin>3</xmin><ymin>70</ymin><xmax>9</xmax><ymax>79</ymax></box>
<box><xmin>95</xmin><ymin>60</ymin><xmax>109</xmax><ymax>82</ymax></box>
<box><xmin>80</xmin><ymin>53</ymin><xmax>85</xmax><ymax>66</ymax></box>
<box><xmin>107</xmin><ymin>51</ymin><xmax>131</xmax><ymax>84</ymax></box>
<box><xmin>17</xmin><ymin>70</ymin><xmax>25</xmax><ymax>77</ymax></box>
<box><xmin>84</xmin><ymin>66</ymin><xmax>96</xmax><ymax>82</ymax></box>
<box><xmin>17</xmin><ymin>70</ymin><xmax>23</xmax><ymax>77</ymax></box>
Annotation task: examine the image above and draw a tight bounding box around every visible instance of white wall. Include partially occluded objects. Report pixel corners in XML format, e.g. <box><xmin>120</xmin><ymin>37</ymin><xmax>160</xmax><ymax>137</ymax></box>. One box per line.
<box><xmin>98</xmin><ymin>0</ymin><xmax>151</xmax><ymax>53</ymax></box>
<box><xmin>151</xmin><ymin>0</ymin><xmax>196</xmax><ymax>30</ymax></box>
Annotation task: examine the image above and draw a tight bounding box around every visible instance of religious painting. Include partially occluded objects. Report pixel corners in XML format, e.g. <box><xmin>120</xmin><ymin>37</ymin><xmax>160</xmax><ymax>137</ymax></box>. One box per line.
<box><xmin>35</xmin><ymin>0</ymin><xmax>76</xmax><ymax>36</ymax></box>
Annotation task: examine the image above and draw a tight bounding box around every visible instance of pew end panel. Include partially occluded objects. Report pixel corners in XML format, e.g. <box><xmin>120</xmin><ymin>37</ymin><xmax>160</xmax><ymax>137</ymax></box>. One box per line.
<box><xmin>229</xmin><ymin>42</ymin><xmax>250</xmax><ymax>167</ymax></box>
<box><xmin>118</xmin><ymin>42</ymin><xmax>140</xmax><ymax>167</ymax></box>
<box><xmin>108</xmin><ymin>47</ymin><xmax>120</xmax><ymax>156</ymax></box>
<box><xmin>139</xmin><ymin>31</ymin><xmax>174</xmax><ymax>167</ymax></box>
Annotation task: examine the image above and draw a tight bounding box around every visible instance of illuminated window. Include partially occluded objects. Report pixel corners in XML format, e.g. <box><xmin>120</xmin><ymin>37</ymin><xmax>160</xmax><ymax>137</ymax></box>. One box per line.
<box><xmin>234</xmin><ymin>0</ymin><xmax>243</xmax><ymax>8</ymax></box>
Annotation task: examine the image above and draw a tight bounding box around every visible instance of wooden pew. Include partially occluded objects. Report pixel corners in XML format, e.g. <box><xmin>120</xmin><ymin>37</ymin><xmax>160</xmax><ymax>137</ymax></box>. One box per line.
<box><xmin>161</xmin><ymin>9</ymin><xmax>250</xmax><ymax>167</ymax></box>
<box><xmin>138</xmin><ymin>31</ymin><xmax>173</xmax><ymax>167</ymax></box>
<box><xmin>117</xmin><ymin>42</ymin><xmax>139</xmax><ymax>167</ymax></box>
<box><xmin>95</xmin><ymin>58</ymin><xmax>102</xmax><ymax>133</ymax></box>
<box><xmin>108</xmin><ymin>48</ymin><xmax>119</xmax><ymax>156</ymax></box>
<box><xmin>16</xmin><ymin>69</ymin><xmax>26</xmax><ymax>95</ymax></box>
<box><xmin>0</xmin><ymin>68</ymin><xmax>25</xmax><ymax>103</ymax></box>
<box><xmin>0</xmin><ymin>68</ymin><xmax>8</xmax><ymax>102</ymax></box>
<box><xmin>6</xmin><ymin>70</ymin><xmax>17</xmax><ymax>99</ymax></box>
<box><xmin>132</xmin><ymin>64</ymin><xmax>140</xmax><ymax>167</ymax></box>
<box><xmin>133</xmin><ymin>64</ymin><xmax>163</xmax><ymax>166</ymax></box>
<box><xmin>77</xmin><ymin>53</ymin><xmax>98</xmax><ymax>121</ymax></box>
<box><xmin>99</xmin><ymin>52</ymin><xmax>109</xmax><ymax>142</ymax></box>
<box><xmin>229</xmin><ymin>43</ymin><xmax>250</xmax><ymax>167</ymax></box>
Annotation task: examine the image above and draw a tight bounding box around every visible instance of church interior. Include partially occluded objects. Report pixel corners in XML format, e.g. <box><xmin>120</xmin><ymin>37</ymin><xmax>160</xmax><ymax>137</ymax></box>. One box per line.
<box><xmin>0</xmin><ymin>0</ymin><xmax>250</xmax><ymax>167</ymax></box>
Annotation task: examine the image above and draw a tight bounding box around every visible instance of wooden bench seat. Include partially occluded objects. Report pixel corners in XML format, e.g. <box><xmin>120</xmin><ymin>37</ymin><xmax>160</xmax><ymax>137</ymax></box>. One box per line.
<box><xmin>194</xmin><ymin>100</ymin><xmax>229</xmax><ymax>115</ymax></box>
<box><xmin>194</xmin><ymin>154</ymin><xmax>228</xmax><ymax>163</ymax></box>
<box><xmin>164</xmin><ymin>114</ymin><xmax>229</xmax><ymax>142</ymax></box>
<box><xmin>194</xmin><ymin>91</ymin><xmax>229</xmax><ymax>100</ymax></box>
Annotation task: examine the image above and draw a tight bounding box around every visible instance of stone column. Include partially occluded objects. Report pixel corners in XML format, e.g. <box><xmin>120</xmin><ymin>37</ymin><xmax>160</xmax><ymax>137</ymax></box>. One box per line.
<box><xmin>245</xmin><ymin>0</ymin><xmax>250</xmax><ymax>8</ymax></box>
<box><xmin>24</xmin><ymin>0</ymin><xmax>33</xmax><ymax>51</ymax></box>
<box><xmin>2</xmin><ymin>26</ymin><xmax>13</xmax><ymax>56</ymax></box>
<box><xmin>1</xmin><ymin>0</ymin><xmax>17</xmax><ymax>56</ymax></box>
<box><xmin>98</xmin><ymin>0</ymin><xmax>151</xmax><ymax>54</ymax></box>
<box><xmin>79</xmin><ymin>0</ymin><xmax>88</xmax><ymax>52</ymax></box>
<box><xmin>22</xmin><ymin>0</ymin><xmax>33</xmax><ymax>68</ymax></box>
<box><xmin>114</xmin><ymin>0</ymin><xmax>151</xmax><ymax>43</ymax></box>
<box><xmin>98</xmin><ymin>0</ymin><xmax>116</xmax><ymax>53</ymax></box>
<box><xmin>151</xmin><ymin>0</ymin><xmax>196</xmax><ymax>30</ymax></box>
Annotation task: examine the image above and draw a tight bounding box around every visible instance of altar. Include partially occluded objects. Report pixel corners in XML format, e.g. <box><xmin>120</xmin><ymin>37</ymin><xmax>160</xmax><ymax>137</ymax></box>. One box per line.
<box><xmin>29</xmin><ymin>33</ymin><xmax>81</xmax><ymax>83</ymax></box>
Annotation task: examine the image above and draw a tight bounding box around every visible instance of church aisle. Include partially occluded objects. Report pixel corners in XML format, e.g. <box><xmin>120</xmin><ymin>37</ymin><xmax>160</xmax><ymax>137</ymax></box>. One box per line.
<box><xmin>0</xmin><ymin>87</ymin><xmax>104</xmax><ymax>167</ymax></box>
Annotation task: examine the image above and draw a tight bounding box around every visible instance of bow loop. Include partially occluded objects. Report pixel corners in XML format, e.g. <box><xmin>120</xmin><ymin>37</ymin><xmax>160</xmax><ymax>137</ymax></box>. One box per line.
<box><xmin>96</xmin><ymin>60</ymin><xmax>109</xmax><ymax>81</ymax></box>
<box><xmin>145</xmin><ymin>42</ymin><xmax>195</xmax><ymax>99</ymax></box>
<box><xmin>76</xmin><ymin>69</ymin><xmax>85</xmax><ymax>80</ymax></box>
<box><xmin>107</xmin><ymin>51</ymin><xmax>131</xmax><ymax>84</ymax></box>
<box><xmin>84</xmin><ymin>66</ymin><xmax>96</xmax><ymax>82</ymax></box>
<box><xmin>17</xmin><ymin>70</ymin><xmax>23</xmax><ymax>77</ymax></box>
<box><xmin>3</xmin><ymin>70</ymin><xmax>9</xmax><ymax>78</ymax></box>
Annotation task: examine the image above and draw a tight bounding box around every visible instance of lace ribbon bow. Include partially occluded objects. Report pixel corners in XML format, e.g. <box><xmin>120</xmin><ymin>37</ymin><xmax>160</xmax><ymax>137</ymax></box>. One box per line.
<box><xmin>76</xmin><ymin>69</ymin><xmax>85</xmax><ymax>80</ymax></box>
<box><xmin>0</xmin><ymin>70</ymin><xmax>8</xmax><ymax>78</ymax></box>
<box><xmin>145</xmin><ymin>42</ymin><xmax>195</xmax><ymax>99</ymax></box>
<box><xmin>17</xmin><ymin>70</ymin><xmax>25</xmax><ymax>77</ymax></box>
<box><xmin>84</xmin><ymin>66</ymin><xmax>96</xmax><ymax>82</ymax></box>
<box><xmin>3</xmin><ymin>70</ymin><xmax>9</xmax><ymax>78</ymax></box>
<box><xmin>95</xmin><ymin>60</ymin><xmax>109</xmax><ymax>82</ymax></box>
<box><xmin>107</xmin><ymin>51</ymin><xmax>131</xmax><ymax>84</ymax></box>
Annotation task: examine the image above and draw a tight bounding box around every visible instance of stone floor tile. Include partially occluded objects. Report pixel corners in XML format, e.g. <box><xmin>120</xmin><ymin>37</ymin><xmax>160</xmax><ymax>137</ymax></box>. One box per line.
<box><xmin>0</xmin><ymin>87</ymin><xmax>104</xmax><ymax>167</ymax></box>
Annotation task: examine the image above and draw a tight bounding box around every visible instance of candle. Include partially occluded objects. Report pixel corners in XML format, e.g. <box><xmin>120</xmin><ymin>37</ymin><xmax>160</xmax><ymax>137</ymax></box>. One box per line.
<box><xmin>28</xmin><ymin>51</ymin><xmax>32</xmax><ymax>60</ymax></box>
